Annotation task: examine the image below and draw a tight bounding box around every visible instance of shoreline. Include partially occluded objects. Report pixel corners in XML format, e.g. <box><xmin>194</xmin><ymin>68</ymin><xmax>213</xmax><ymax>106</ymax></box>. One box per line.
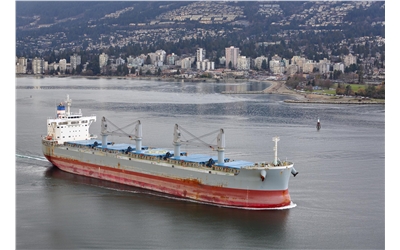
<box><xmin>16</xmin><ymin>74</ymin><xmax>384</xmax><ymax>105</ymax></box>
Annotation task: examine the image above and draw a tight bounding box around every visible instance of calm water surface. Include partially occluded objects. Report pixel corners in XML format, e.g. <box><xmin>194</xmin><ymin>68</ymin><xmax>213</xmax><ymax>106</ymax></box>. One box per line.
<box><xmin>15</xmin><ymin>77</ymin><xmax>385</xmax><ymax>249</ymax></box>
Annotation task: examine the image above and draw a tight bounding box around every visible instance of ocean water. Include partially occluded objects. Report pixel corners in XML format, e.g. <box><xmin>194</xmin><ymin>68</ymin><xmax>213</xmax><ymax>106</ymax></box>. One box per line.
<box><xmin>15</xmin><ymin>77</ymin><xmax>385</xmax><ymax>249</ymax></box>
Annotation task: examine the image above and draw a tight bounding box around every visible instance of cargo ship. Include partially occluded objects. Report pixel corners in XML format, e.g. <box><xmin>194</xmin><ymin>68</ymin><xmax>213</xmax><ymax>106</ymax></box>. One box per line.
<box><xmin>42</xmin><ymin>95</ymin><xmax>299</xmax><ymax>209</ymax></box>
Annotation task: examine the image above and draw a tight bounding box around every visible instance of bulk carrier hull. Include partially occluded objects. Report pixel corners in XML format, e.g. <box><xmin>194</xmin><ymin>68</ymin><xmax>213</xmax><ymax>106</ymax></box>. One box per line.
<box><xmin>42</xmin><ymin>95</ymin><xmax>298</xmax><ymax>209</ymax></box>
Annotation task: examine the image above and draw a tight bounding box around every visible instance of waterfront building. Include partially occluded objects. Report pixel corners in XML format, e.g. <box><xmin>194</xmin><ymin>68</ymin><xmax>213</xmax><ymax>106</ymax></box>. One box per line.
<box><xmin>219</xmin><ymin>56</ymin><xmax>226</xmax><ymax>66</ymax></box>
<box><xmin>99</xmin><ymin>53</ymin><xmax>109</xmax><ymax>68</ymax></box>
<box><xmin>32</xmin><ymin>57</ymin><xmax>44</xmax><ymax>74</ymax></box>
<box><xmin>70</xmin><ymin>53</ymin><xmax>81</xmax><ymax>70</ymax></box>
<box><xmin>181</xmin><ymin>57</ymin><xmax>192</xmax><ymax>69</ymax></box>
<box><xmin>155</xmin><ymin>50</ymin><xmax>166</xmax><ymax>63</ymax></box>
<box><xmin>269</xmin><ymin>55</ymin><xmax>284</xmax><ymax>74</ymax></box>
<box><xmin>286</xmin><ymin>64</ymin><xmax>299</xmax><ymax>75</ymax></box>
<box><xmin>197</xmin><ymin>48</ymin><xmax>206</xmax><ymax>62</ymax></box>
<box><xmin>237</xmin><ymin>56</ymin><xmax>250</xmax><ymax>70</ymax></box>
<box><xmin>166</xmin><ymin>53</ymin><xmax>179</xmax><ymax>65</ymax></box>
<box><xmin>291</xmin><ymin>56</ymin><xmax>306</xmax><ymax>72</ymax></box>
<box><xmin>59</xmin><ymin>59</ymin><xmax>67</xmax><ymax>73</ymax></box>
<box><xmin>225</xmin><ymin>46</ymin><xmax>239</xmax><ymax>69</ymax></box>
<box><xmin>116</xmin><ymin>57</ymin><xmax>125</xmax><ymax>66</ymax></box>
<box><xmin>254</xmin><ymin>56</ymin><xmax>268</xmax><ymax>70</ymax></box>
<box><xmin>303</xmin><ymin>60</ymin><xmax>316</xmax><ymax>73</ymax></box>
<box><xmin>16</xmin><ymin>57</ymin><xmax>27</xmax><ymax>74</ymax></box>
<box><xmin>197</xmin><ymin>59</ymin><xmax>215</xmax><ymax>71</ymax></box>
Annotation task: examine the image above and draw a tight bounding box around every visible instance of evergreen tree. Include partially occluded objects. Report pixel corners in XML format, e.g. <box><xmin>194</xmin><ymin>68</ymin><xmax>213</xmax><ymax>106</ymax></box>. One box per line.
<box><xmin>261</xmin><ymin>59</ymin><xmax>268</xmax><ymax>70</ymax></box>
<box><xmin>145</xmin><ymin>55</ymin><xmax>151</xmax><ymax>65</ymax></box>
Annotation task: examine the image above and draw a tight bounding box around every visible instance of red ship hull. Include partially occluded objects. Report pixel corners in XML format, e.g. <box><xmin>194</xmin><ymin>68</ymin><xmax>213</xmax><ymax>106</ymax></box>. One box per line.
<box><xmin>44</xmin><ymin>154</ymin><xmax>292</xmax><ymax>209</ymax></box>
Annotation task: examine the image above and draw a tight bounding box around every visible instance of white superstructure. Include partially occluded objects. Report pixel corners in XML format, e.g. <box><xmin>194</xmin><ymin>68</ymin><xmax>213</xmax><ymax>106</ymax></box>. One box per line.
<box><xmin>46</xmin><ymin>95</ymin><xmax>96</xmax><ymax>144</ymax></box>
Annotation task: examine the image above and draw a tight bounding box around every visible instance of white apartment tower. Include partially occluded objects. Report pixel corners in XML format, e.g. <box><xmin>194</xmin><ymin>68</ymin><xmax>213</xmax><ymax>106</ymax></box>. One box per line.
<box><xmin>181</xmin><ymin>57</ymin><xmax>192</xmax><ymax>69</ymax></box>
<box><xmin>155</xmin><ymin>50</ymin><xmax>166</xmax><ymax>63</ymax></box>
<box><xmin>343</xmin><ymin>54</ymin><xmax>357</xmax><ymax>67</ymax></box>
<box><xmin>70</xmin><ymin>53</ymin><xmax>81</xmax><ymax>70</ymax></box>
<box><xmin>59</xmin><ymin>59</ymin><xmax>67</xmax><ymax>73</ymax></box>
<box><xmin>237</xmin><ymin>56</ymin><xmax>250</xmax><ymax>70</ymax></box>
<box><xmin>254</xmin><ymin>56</ymin><xmax>268</xmax><ymax>70</ymax></box>
<box><xmin>225</xmin><ymin>46</ymin><xmax>239</xmax><ymax>69</ymax></box>
<box><xmin>99</xmin><ymin>53</ymin><xmax>109</xmax><ymax>68</ymax></box>
<box><xmin>16</xmin><ymin>57</ymin><xmax>27</xmax><ymax>74</ymax></box>
<box><xmin>197</xmin><ymin>48</ymin><xmax>206</xmax><ymax>62</ymax></box>
<box><xmin>32</xmin><ymin>57</ymin><xmax>44</xmax><ymax>74</ymax></box>
<box><xmin>166</xmin><ymin>53</ymin><xmax>178</xmax><ymax>65</ymax></box>
<box><xmin>333</xmin><ymin>62</ymin><xmax>345</xmax><ymax>73</ymax></box>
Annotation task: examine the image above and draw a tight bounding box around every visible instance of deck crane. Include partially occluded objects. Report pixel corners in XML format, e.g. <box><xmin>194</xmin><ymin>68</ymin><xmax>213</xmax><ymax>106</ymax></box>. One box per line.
<box><xmin>173</xmin><ymin>124</ymin><xmax>225</xmax><ymax>165</ymax></box>
<box><xmin>100</xmin><ymin>116</ymin><xmax>143</xmax><ymax>153</ymax></box>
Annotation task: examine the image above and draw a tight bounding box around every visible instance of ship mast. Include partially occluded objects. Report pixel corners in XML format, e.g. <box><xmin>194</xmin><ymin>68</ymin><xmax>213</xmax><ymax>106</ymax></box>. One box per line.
<box><xmin>273</xmin><ymin>136</ymin><xmax>280</xmax><ymax>165</ymax></box>
<box><xmin>217</xmin><ymin>129</ymin><xmax>225</xmax><ymax>165</ymax></box>
<box><xmin>173</xmin><ymin>124</ymin><xmax>181</xmax><ymax>159</ymax></box>
<box><xmin>66</xmin><ymin>95</ymin><xmax>71</xmax><ymax>116</ymax></box>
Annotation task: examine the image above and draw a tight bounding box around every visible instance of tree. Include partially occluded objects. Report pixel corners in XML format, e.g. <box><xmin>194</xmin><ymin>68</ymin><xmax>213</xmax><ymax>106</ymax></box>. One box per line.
<box><xmin>357</xmin><ymin>65</ymin><xmax>364</xmax><ymax>84</ymax></box>
<box><xmin>145</xmin><ymin>55</ymin><xmax>151</xmax><ymax>65</ymax></box>
<box><xmin>261</xmin><ymin>59</ymin><xmax>268</xmax><ymax>70</ymax></box>
<box><xmin>123</xmin><ymin>65</ymin><xmax>129</xmax><ymax>76</ymax></box>
<box><xmin>344</xmin><ymin>85</ymin><xmax>353</xmax><ymax>95</ymax></box>
<box><xmin>336</xmin><ymin>84</ymin><xmax>345</xmax><ymax>95</ymax></box>
<box><xmin>76</xmin><ymin>64</ymin><xmax>82</xmax><ymax>74</ymax></box>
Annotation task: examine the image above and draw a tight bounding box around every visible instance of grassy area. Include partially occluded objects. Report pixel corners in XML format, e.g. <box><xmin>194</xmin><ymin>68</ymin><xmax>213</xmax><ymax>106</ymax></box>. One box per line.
<box><xmin>312</xmin><ymin>83</ymin><xmax>367</xmax><ymax>95</ymax></box>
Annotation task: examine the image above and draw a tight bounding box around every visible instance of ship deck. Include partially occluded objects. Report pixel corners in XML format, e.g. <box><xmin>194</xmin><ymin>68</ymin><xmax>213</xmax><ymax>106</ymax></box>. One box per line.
<box><xmin>65</xmin><ymin>140</ymin><xmax>255</xmax><ymax>169</ymax></box>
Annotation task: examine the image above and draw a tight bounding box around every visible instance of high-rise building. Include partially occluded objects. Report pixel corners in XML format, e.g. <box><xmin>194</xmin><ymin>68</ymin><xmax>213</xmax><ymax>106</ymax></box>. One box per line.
<box><xmin>155</xmin><ymin>50</ymin><xmax>166</xmax><ymax>63</ymax></box>
<box><xmin>70</xmin><ymin>53</ymin><xmax>81</xmax><ymax>70</ymax></box>
<box><xmin>116</xmin><ymin>57</ymin><xmax>125</xmax><ymax>66</ymax></box>
<box><xmin>181</xmin><ymin>57</ymin><xmax>192</xmax><ymax>69</ymax></box>
<box><xmin>303</xmin><ymin>60</ymin><xmax>316</xmax><ymax>73</ymax></box>
<box><xmin>333</xmin><ymin>62</ymin><xmax>345</xmax><ymax>73</ymax></box>
<box><xmin>16</xmin><ymin>57</ymin><xmax>27</xmax><ymax>74</ymax></box>
<box><xmin>237</xmin><ymin>56</ymin><xmax>250</xmax><ymax>70</ymax></box>
<box><xmin>59</xmin><ymin>59</ymin><xmax>67</xmax><ymax>73</ymax></box>
<box><xmin>197</xmin><ymin>48</ymin><xmax>206</xmax><ymax>62</ymax></box>
<box><xmin>196</xmin><ymin>60</ymin><xmax>215</xmax><ymax>71</ymax></box>
<box><xmin>32</xmin><ymin>57</ymin><xmax>44</xmax><ymax>74</ymax></box>
<box><xmin>254</xmin><ymin>56</ymin><xmax>268</xmax><ymax>70</ymax></box>
<box><xmin>225</xmin><ymin>46</ymin><xmax>239</xmax><ymax>69</ymax></box>
<box><xmin>166</xmin><ymin>53</ymin><xmax>178</xmax><ymax>65</ymax></box>
<box><xmin>99</xmin><ymin>53</ymin><xmax>109</xmax><ymax>68</ymax></box>
<box><xmin>343</xmin><ymin>54</ymin><xmax>357</xmax><ymax>67</ymax></box>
